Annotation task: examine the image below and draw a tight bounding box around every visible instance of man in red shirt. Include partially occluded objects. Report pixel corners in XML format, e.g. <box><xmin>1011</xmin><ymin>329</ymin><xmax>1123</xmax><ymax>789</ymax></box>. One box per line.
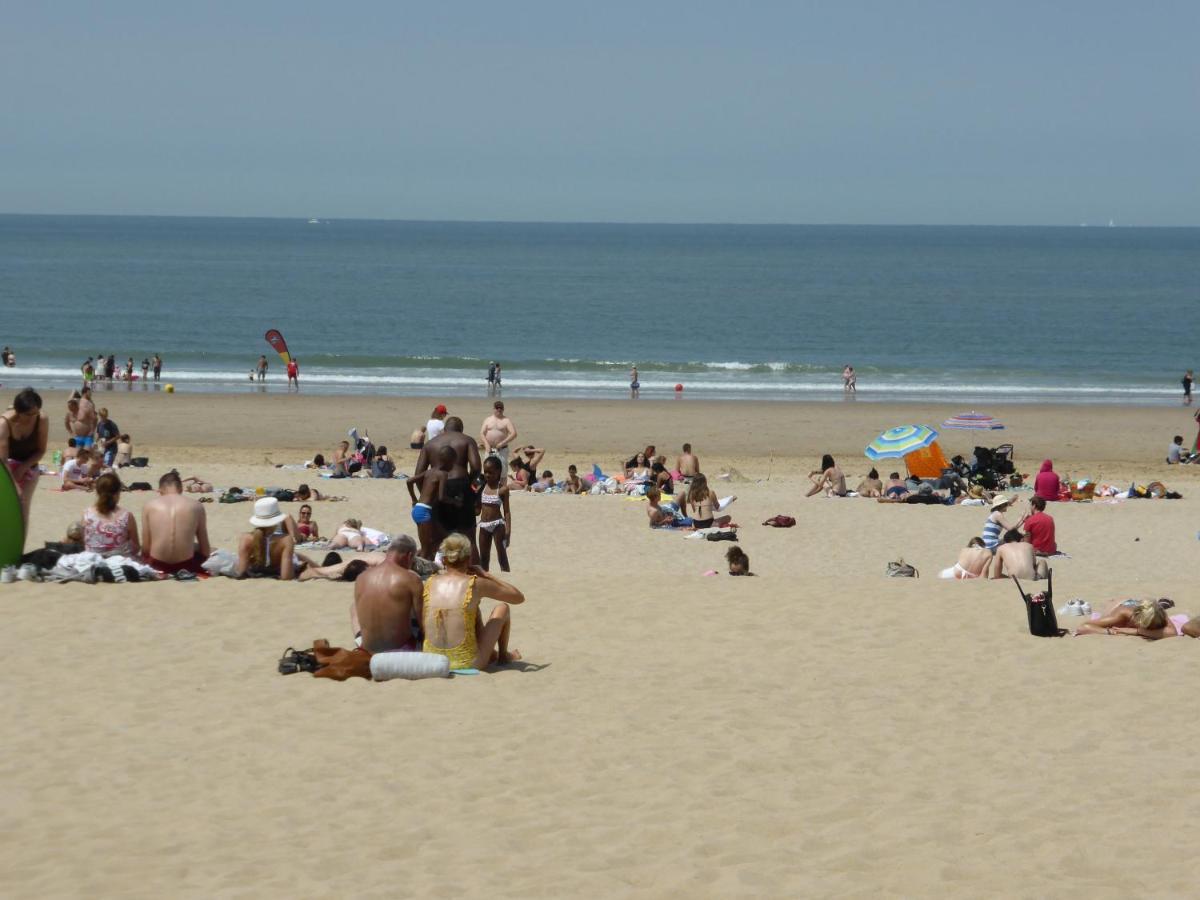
<box><xmin>1022</xmin><ymin>496</ymin><xmax>1057</xmax><ymax>555</ymax></box>
<box><xmin>286</xmin><ymin>358</ymin><xmax>299</xmax><ymax>390</ymax></box>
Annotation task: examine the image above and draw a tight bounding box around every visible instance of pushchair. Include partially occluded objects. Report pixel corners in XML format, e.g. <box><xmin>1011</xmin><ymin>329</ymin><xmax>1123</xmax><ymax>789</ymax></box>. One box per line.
<box><xmin>971</xmin><ymin>443</ymin><xmax>1015</xmax><ymax>490</ymax></box>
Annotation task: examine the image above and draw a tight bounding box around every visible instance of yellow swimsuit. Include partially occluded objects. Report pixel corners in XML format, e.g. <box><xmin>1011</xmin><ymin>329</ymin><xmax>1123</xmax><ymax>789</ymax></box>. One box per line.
<box><xmin>422</xmin><ymin>575</ymin><xmax>479</xmax><ymax>670</ymax></box>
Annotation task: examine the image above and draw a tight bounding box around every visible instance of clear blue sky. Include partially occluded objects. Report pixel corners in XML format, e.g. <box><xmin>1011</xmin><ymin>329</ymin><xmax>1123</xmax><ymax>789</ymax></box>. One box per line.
<box><xmin>4</xmin><ymin>1</ymin><xmax>1197</xmax><ymax>224</ymax></box>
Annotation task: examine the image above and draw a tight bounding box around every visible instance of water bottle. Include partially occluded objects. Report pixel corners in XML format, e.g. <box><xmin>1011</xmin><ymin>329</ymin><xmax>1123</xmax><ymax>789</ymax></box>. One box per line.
<box><xmin>52</xmin><ymin>449</ymin><xmax>62</xmax><ymax>466</ymax></box>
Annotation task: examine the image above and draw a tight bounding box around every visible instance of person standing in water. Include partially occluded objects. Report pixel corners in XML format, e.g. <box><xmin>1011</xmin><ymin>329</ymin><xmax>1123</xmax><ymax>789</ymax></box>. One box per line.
<box><xmin>152</xmin><ymin>354</ymin><xmax>162</xmax><ymax>382</ymax></box>
<box><xmin>258</xmin><ymin>355</ymin><xmax>269</xmax><ymax>382</ymax></box>
<box><xmin>1183</xmin><ymin>370</ymin><xmax>1193</xmax><ymax>406</ymax></box>
<box><xmin>487</xmin><ymin>361</ymin><xmax>497</xmax><ymax>395</ymax></box>
<box><xmin>286</xmin><ymin>357</ymin><xmax>299</xmax><ymax>390</ymax></box>
<box><xmin>630</xmin><ymin>365</ymin><xmax>640</xmax><ymax>399</ymax></box>
<box><xmin>842</xmin><ymin>365</ymin><xmax>857</xmax><ymax>393</ymax></box>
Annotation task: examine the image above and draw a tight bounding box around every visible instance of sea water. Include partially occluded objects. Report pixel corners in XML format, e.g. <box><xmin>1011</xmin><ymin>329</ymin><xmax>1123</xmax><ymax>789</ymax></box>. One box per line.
<box><xmin>1</xmin><ymin>214</ymin><xmax>1197</xmax><ymax>404</ymax></box>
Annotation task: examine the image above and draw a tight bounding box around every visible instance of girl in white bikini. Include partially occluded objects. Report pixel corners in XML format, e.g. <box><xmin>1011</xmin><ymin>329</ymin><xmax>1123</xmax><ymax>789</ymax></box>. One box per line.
<box><xmin>477</xmin><ymin>456</ymin><xmax>511</xmax><ymax>572</ymax></box>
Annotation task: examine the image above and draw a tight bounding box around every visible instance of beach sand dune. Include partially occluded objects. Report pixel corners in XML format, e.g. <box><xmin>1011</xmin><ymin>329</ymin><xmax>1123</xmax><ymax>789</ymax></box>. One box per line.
<box><xmin>4</xmin><ymin>393</ymin><xmax>1200</xmax><ymax>896</ymax></box>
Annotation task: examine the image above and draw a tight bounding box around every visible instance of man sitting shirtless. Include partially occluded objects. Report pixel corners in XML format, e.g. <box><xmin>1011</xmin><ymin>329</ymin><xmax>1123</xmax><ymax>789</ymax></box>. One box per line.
<box><xmin>990</xmin><ymin>529</ymin><xmax>1048</xmax><ymax>581</ymax></box>
<box><xmin>141</xmin><ymin>470</ymin><xmax>211</xmax><ymax>573</ymax></box>
<box><xmin>350</xmin><ymin>535</ymin><xmax>425</xmax><ymax>652</ymax></box>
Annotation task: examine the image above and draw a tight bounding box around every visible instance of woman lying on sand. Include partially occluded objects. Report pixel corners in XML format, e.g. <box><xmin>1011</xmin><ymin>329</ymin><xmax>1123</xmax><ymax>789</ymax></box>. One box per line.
<box><xmin>421</xmin><ymin>533</ymin><xmax>523</xmax><ymax>670</ymax></box>
<box><xmin>235</xmin><ymin>498</ymin><xmax>302</xmax><ymax>580</ymax></box>
<box><xmin>1074</xmin><ymin>598</ymin><xmax>1182</xmax><ymax>639</ymax></box>
<box><xmin>806</xmin><ymin>454</ymin><xmax>847</xmax><ymax>497</ymax></box>
<box><xmin>855</xmin><ymin>468</ymin><xmax>883</xmax><ymax>498</ymax></box>
<box><xmin>329</xmin><ymin>518</ymin><xmax>365</xmax><ymax>551</ymax></box>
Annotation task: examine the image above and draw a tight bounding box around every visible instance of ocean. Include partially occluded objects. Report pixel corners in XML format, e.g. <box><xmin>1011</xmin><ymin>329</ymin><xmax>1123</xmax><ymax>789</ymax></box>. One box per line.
<box><xmin>1</xmin><ymin>214</ymin><xmax>1197</xmax><ymax>404</ymax></box>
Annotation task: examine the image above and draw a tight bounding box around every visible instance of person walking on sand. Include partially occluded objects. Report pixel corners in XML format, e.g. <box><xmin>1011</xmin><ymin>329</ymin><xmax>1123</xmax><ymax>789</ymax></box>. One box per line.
<box><xmin>630</xmin><ymin>366</ymin><xmax>640</xmax><ymax>400</ymax></box>
<box><xmin>286</xmin><ymin>357</ymin><xmax>299</xmax><ymax>390</ymax></box>
<box><xmin>1184</xmin><ymin>370</ymin><xmax>1194</xmax><ymax>406</ymax></box>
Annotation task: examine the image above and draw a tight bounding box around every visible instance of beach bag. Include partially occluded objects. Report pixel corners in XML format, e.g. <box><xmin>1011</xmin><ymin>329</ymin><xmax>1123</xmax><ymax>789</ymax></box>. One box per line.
<box><xmin>761</xmin><ymin>515</ymin><xmax>796</xmax><ymax>528</ymax></box>
<box><xmin>130</xmin><ymin>457</ymin><xmax>149</xmax><ymax>467</ymax></box>
<box><xmin>311</xmin><ymin>640</ymin><xmax>373</xmax><ymax>681</ymax></box>
<box><xmin>270</xmin><ymin>489</ymin><xmax>296</xmax><ymax>502</ymax></box>
<box><xmin>705</xmin><ymin>531</ymin><xmax>738</xmax><ymax>542</ymax></box>
<box><xmin>1013</xmin><ymin>572</ymin><xmax>1065</xmax><ymax>637</ymax></box>
<box><xmin>886</xmin><ymin>559</ymin><xmax>919</xmax><ymax>578</ymax></box>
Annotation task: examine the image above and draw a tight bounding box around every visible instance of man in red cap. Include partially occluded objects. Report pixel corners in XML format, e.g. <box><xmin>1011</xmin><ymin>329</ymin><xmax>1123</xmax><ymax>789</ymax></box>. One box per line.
<box><xmin>426</xmin><ymin>404</ymin><xmax>448</xmax><ymax>442</ymax></box>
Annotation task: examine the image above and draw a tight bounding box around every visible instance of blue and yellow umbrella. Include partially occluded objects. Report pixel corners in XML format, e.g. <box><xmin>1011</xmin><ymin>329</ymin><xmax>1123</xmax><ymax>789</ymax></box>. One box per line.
<box><xmin>865</xmin><ymin>425</ymin><xmax>939</xmax><ymax>461</ymax></box>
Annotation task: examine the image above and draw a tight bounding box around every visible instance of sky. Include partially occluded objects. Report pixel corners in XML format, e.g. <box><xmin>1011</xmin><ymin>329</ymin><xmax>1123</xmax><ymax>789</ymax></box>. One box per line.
<box><xmin>3</xmin><ymin>1</ymin><xmax>1198</xmax><ymax>225</ymax></box>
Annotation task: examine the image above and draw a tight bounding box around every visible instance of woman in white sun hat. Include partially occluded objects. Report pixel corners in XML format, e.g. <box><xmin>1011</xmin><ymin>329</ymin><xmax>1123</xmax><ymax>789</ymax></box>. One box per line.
<box><xmin>235</xmin><ymin>496</ymin><xmax>303</xmax><ymax>580</ymax></box>
<box><xmin>981</xmin><ymin>494</ymin><xmax>1024</xmax><ymax>551</ymax></box>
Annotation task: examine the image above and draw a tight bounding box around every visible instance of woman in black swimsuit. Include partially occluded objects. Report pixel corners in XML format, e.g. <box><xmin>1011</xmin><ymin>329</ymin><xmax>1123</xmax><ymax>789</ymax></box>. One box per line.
<box><xmin>0</xmin><ymin>388</ymin><xmax>49</xmax><ymax>528</ymax></box>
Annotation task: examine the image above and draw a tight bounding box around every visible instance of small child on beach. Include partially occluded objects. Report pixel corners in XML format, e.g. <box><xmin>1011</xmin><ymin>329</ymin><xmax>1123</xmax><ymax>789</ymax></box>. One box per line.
<box><xmin>116</xmin><ymin>434</ymin><xmax>132</xmax><ymax>466</ymax></box>
<box><xmin>406</xmin><ymin>444</ymin><xmax>454</xmax><ymax>558</ymax></box>
<box><xmin>477</xmin><ymin>455</ymin><xmax>511</xmax><ymax>571</ymax></box>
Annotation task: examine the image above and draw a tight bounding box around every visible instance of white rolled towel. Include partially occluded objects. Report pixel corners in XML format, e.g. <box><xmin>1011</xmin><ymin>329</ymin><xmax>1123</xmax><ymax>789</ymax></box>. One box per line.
<box><xmin>370</xmin><ymin>651</ymin><xmax>451</xmax><ymax>681</ymax></box>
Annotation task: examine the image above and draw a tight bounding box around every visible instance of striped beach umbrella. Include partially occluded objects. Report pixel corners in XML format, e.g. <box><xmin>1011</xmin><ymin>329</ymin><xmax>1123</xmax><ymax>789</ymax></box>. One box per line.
<box><xmin>942</xmin><ymin>411</ymin><xmax>1005</xmax><ymax>431</ymax></box>
<box><xmin>865</xmin><ymin>425</ymin><xmax>939</xmax><ymax>460</ymax></box>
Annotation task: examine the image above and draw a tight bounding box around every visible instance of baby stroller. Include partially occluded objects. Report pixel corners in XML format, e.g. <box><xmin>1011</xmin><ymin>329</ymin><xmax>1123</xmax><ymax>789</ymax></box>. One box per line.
<box><xmin>971</xmin><ymin>443</ymin><xmax>1016</xmax><ymax>490</ymax></box>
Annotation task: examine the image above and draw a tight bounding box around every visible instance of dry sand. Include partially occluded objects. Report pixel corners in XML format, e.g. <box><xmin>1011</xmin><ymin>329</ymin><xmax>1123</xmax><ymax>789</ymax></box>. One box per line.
<box><xmin>5</xmin><ymin>389</ymin><xmax>1200</xmax><ymax>897</ymax></box>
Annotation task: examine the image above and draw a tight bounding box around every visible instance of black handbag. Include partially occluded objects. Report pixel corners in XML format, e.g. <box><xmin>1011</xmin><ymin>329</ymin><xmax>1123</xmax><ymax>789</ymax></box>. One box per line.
<box><xmin>1013</xmin><ymin>571</ymin><xmax>1065</xmax><ymax>637</ymax></box>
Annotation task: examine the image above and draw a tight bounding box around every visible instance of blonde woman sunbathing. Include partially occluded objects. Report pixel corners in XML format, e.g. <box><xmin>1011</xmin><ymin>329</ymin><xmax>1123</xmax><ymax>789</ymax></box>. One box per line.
<box><xmin>1074</xmin><ymin>598</ymin><xmax>1182</xmax><ymax>639</ymax></box>
<box><xmin>329</xmin><ymin>518</ymin><xmax>366</xmax><ymax>551</ymax></box>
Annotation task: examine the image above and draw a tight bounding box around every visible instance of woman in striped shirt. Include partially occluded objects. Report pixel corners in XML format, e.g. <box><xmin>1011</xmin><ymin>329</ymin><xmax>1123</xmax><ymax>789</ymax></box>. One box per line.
<box><xmin>982</xmin><ymin>495</ymin><xmax>1022</xmax><ymax>550</ymax></box>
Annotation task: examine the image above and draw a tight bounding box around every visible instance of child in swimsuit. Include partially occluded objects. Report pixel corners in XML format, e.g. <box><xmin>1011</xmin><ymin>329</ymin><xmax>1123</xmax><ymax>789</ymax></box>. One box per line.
<box><xmin>477</xmin><ymin>456</ymin><xmax>511</xmax><ymax>572</ymax></box>
<box><xmin>406</xmin><ymin>444</ymin><xmax>453</xmax><ymax>559</ymax></box>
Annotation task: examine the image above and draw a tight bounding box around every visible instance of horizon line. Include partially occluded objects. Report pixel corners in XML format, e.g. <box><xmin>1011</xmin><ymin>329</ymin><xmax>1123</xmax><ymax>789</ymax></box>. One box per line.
<box><xmin>0</xmin><ymin>211</ymin><xmax>1195</xmax><ymax>229</ymax></box>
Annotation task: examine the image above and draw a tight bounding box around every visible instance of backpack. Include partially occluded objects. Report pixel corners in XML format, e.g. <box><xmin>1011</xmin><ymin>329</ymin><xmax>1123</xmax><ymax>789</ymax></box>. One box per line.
<box><xmin>761</xmin><ymin>515</ymin><xmax>796</xmax><ymax>528</ymax></box>
<box><xmin>1013</xmin><ymin>571</ymin><xmax>1065</xmax><ymax>637</ymax></box>
<box><xmin>886</xmin><ymin>559</ymin><xmax>919</xmax><ymax>578</ymax></box>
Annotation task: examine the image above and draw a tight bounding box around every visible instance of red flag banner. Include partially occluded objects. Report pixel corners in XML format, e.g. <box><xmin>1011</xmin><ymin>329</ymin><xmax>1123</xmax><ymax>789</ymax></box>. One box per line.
<box><xmin>265</xmin><ymin>329</ymin><xmax>292</xmax><ymax>364</ymax></box>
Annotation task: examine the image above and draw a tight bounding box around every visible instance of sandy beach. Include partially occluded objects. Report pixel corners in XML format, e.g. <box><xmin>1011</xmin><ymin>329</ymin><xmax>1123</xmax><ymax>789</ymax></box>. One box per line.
<box><xmin>5</xmin><ymin>389</ymin><xmax>1200</xmax><ymax>897</ymax></box>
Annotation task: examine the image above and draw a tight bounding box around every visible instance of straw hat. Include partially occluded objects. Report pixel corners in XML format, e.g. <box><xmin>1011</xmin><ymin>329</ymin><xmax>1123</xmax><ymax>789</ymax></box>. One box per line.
<box><xmin>990</xmin><ymin>494</ymin><xmax>1012</xmax><ymax>510</ymax></box>
<box><xmin>249</xmin><ymin>496</ymin><xmax>286</xmax><ymax>528</ymax></box>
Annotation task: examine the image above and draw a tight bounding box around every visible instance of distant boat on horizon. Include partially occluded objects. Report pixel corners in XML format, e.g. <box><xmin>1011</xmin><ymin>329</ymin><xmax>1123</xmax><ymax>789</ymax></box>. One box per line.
<box><xmin>308</xmin><ymin>218</ymin><xmax>320</xmax><ymax>225</ymax></box>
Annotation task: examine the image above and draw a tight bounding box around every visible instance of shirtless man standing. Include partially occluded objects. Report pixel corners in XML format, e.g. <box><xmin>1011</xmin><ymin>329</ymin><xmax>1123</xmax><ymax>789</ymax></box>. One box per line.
<box><xmin>351</xmin><ymin>535</ymin><xmax>424</xmax><ymax>652</ymax></box>
<box><xmin>141</xmin><ymin>470</ymin><xmax>212</xmax><ymax>573</ymax></box>
<box><xmin>677</xmin><ymin>443</ymin><xmax>700</xmax><ymax>480</ymax></box>
<box><xmin>74</xmin><ymin>388</ymin><xmax>98</xmax><ymax>449</ymax></box>
<box><xmin>415</xmin><ymin>416</ymin><xmax>482</xmax><ymax>560</ymax></box>
<box><xmin>480</xmin><ymin>400</ymin><xmax>518</xmax><ymax>467</ymax></box>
